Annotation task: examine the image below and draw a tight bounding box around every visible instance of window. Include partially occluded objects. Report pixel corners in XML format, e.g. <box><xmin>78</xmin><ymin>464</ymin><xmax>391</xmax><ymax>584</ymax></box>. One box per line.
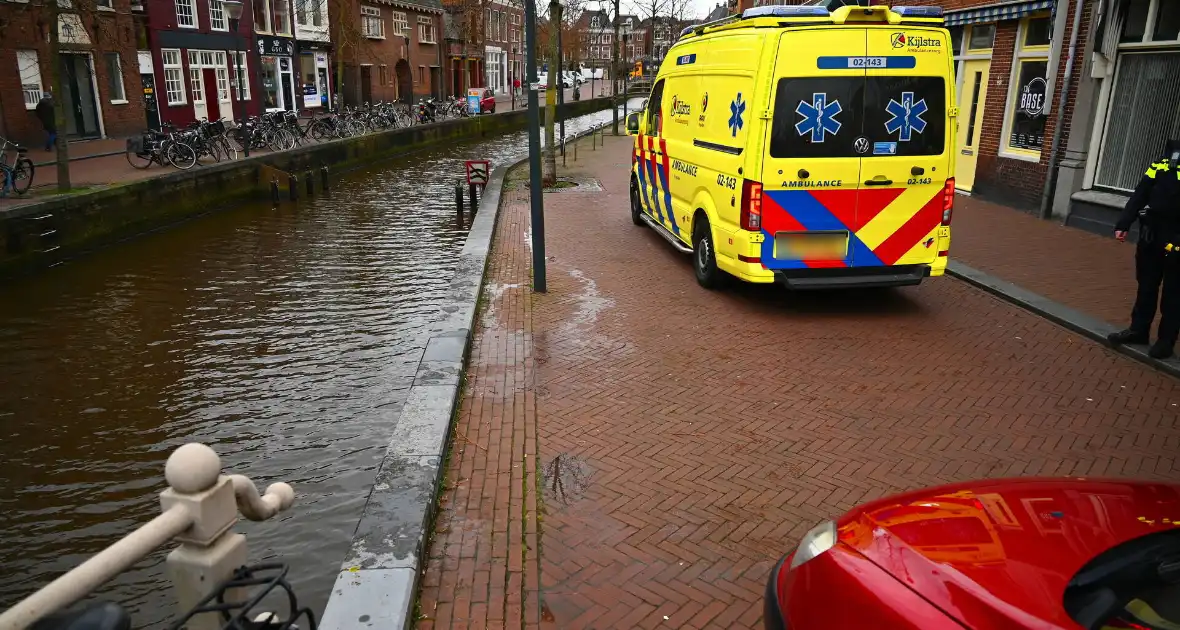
<box><xmin>769</xmin><ymin>76</ymin><xmax>946</xmax><ymax>158</ymax></box>
<box><xmin>188</xmin><ymin>51</ymin><xmax>205</xmax><ymax>104</ymax></box>
<box><xmin>105</xmin><ymin>53</ymin><xmax>126</xmax><ymax>102</ymax></box>
<box><xmin>312</xmin><ymin>0</ymin><xmax>322</xmax><ymax>26</ymax></box>
<box><xmin>1121</xmin><ymin>0</ymin><xmax>1180</xmax><ymax>43</ymax></box>
<box><xmin>161</xmin><ymin>48</ymin><xmax>187</xmax><ymax>104</ymax></box>
<box><xmin>97</xmin><ymin>0</ymin><xmax>113</xmax><ymax>8</ymax></box>
<box><xmin>647</xmin><ymin>78</ymin><xmax>663</xmax><ymax>132</ymax></box>
<box><xmin>379</xmin><ymin>64</ymin><xmax>389</xmax><ymax>85</ymax></box>
<box><xmin>209</xmin><ymin>0</ymin><xmax>227</xmax><ymax>30</ymax></box>
<box><xmin>1096</xmin><ymin>52</ymin><xmax>1180</xmax><ymax>190</ymax></box>
<box><xmin>418</xmin><ymin>65</ymin><xmax>425</xmax><ymax>83</ymax></box>
<box><xmin>297</xmin><ymin>0</ymin><xmax>322</xmax><ymax>26</ymax></box>
<box><xmin>271</xmin><ymin>0</ymin><xmax>291</xmax><ymax>34</ymax></box>
<box><xmin>591</xmin><ymin>16</ymin><xmax>599</xmax><ymax>27</ymax></box>
<box><xmin>1001</xmin><ymin>16</ymin><xmax>1051</xmax><ymax>158</ymax></box>
<box><xmin>392</xmin><ymin>10</ymin><xmax>408</xmax><ymax>35</ymax></box>
<box><xmin>253</xmin><ymin>0</ymin><xmax>270</xmax><ymax>31</ymax></box>
<box><xmin>418</xmin><ymin>15</ymin><xmax>436</xmax><ymax>43</ymax></box>
<box><xmin>229</xmin><ymin>51</ymin><xmax>250</xmax><ymax>99</ymax></box>
<box><xmin>17</xmin><ymin>50</ymin><xmax>42</xmax><ymax>109</ymax></box>
<box><xmin>361</xmin><ymin>5</ymin><xmax>384</xmax><ymax>38</ymax></box>
<box><xmin>967</xmin><ymin>23</ymin><xmax>994</xmax><ymax>50</ymax></box>
<box><xmin>948</xmin><ymin>26</ymin><xmax>963</xmax><ymax>54</ymax></box>
<box><xmin>175</xmin><ymin>0</ymin><xmax>197</xmax><ymax>27</ymax></box>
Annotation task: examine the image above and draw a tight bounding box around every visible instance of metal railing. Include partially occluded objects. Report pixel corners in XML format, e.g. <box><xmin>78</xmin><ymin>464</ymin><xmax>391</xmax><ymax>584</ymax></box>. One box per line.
<box><xmin>0</xmin><ymin>443</ymin><xmax>296</xmax><ymax>630</ymax></box>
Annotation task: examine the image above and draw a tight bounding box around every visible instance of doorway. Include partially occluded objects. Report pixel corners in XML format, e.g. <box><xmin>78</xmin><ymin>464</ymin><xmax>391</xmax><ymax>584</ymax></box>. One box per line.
<box><xmin>58</xmin><ymin>54</ymin><xmax>101</xmax><ymax>138</ymax></box>
<box><xmin>141</xmin><ymin>73</ymin><xmax>161</xmax><ymax>130</ymax></box>
<box><xmin>202</xmin><ymin>68</ymin><xmax>222</xmax><ymax>121</ymax></box>
<box><xmin>360</xmin><ymin>65</ymin><xmax>373</xmax><ymax>104</ymax></box>
<box><xmin>955</xmin><ymin>59</ymin><xmax>990</xmax><ymax>192</ymax></box>
<box><xmin>396</xmin><ymin>60</ymin><xmax>412</xmax><ymax>104</ymax></box>
<box><xmin>279</xmin><ymin>56</ymin><xmax>295</xmax><ymax>111</ymax></box>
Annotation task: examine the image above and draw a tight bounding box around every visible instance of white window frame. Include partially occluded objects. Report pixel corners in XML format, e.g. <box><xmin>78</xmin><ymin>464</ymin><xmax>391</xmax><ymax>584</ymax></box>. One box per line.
<box><xmin>17</xmin><ymin>50</ymin><xmax>43</xmax><ymax>110</ymax></box>
<box><xmin>161</xmin><ymin>48</ymin><xmax>187</xmax><ymax>105</ymax></box>
<box><xmin>271</xmin><ymin>0</ymin><xmax>291</xmax><ymax>35</ymax></box>
<box><xmin>209</xmin><ymin>0</ymin><xmax>228</xmax><ymax>31</ymax></box>
<box><xmin>361</xmin><ymin>5</ymin><xmax>384</xmax><ymax>39</ymax></box>
<box><xmin>175</xmin><ymin>0</ymin><xmax>197</xmax><ymax>28</ymax></box>
<box><xmin>1118</xmin><ymin>0</ymin><xmax>1180</xmax><ymax>47</ymax></box>
<box><xmin>391</xmin><ymin>10</ymin><xmax>408</xmax><ymax>36</ymax></box>
<box><xmin>230</xmin><ymin>51</ymin><xmax>251</xmax><ymax>100</ymax></box>
<box><xmin>105</xmin><ymin>52</ymin><xmax>127</xmax><ymax>103</ymax></box>
<box><xmin>998</xmin><ymin>15</ymin><xmax>1052</xmax><ymax>162</ymax></box>
<box><xmin>418</xmin><ymin>15</ymin><xmax>436</xmax><ymax>44</ymax></box>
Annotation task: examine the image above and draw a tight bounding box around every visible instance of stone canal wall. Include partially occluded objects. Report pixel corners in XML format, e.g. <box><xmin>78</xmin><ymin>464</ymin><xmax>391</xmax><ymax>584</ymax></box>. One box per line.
<box><xmin>0</xmin><ymin>97</ymin><xmax>615</xmax><ymax>279</ymax></box>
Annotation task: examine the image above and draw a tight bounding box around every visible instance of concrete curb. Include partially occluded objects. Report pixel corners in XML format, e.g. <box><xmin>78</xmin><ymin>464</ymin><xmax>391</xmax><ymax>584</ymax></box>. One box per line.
<box><xmin>947</xmin><ymin>260</ymin><xmax>1180</xmax><ymax>379</ymax></box>
<box><xmin>318</xmin><ymin>119</ymin><xmax>615</xmax><ymax>630</ymax></box>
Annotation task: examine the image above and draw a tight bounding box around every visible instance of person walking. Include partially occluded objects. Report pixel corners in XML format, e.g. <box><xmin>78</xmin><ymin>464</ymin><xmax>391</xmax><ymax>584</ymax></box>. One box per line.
<box><xmin>1109</xmin><ymin>139</ymin><xmax>1180</xmax><ymax>359</ymax></box>
<box><xmin>36</xmin><ymin>91</ymin><xmax>56</xmax><ymax>152</ymax></box>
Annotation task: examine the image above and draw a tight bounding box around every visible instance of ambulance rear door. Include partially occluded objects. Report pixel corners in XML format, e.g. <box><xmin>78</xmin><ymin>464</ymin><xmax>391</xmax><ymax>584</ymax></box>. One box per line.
<box><xmin>760</xmin><ymin>27</ymin><xmax>867</xmax><ymax>270</ymax></box>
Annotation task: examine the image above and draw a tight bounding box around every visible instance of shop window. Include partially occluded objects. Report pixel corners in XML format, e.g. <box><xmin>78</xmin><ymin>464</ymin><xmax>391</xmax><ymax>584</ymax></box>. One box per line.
<box><xmin>418</xmin><ymin>15</ymin><xmax>436</xmax><ymax>44</ymax></box>
<box><xmin>210</xmin><ymin>0</ymin><xmax>227</xmax><ymax>30</ymax></box>
<box><xmin>1096</xmin><ymin>52</ymin><xmax>1180</xmax><ymax>191</ymax></box>
<box><xmin>175</xmin><ymin>0</ymin><xmax>196</xmax><ymax>27</ymax></box>
<box><xmin>967</xmin><ymin>23</ymin><xmax>995</xmax><ymax>50</ymax></box>
<box><xmin>361</xmin><ymin>5</ymin><xmax>384</xmax><ymax>38</ymax></box>
<box><xmin>105</xmin><ymin>53</ymin><xmax>126</xmax><ymax>102</ymax></box>
<box><xmin>161</xmin><ymin>48</ymin><xmax>187</xmax><ymax>105</ymax></box>
<box><xmin>17</xmin><ymin>50</ymin><xmax>42</xmax><ymax>109</ymax></box>
<box><xmin>1001</xmin><ymin>16</ymin><xmax>1051</xmax><ymax>159</ymax></box>
<box><xmin>392</xmin><ymin>10</ymin><xmax>408</xmax><ymax>36</ymax></box>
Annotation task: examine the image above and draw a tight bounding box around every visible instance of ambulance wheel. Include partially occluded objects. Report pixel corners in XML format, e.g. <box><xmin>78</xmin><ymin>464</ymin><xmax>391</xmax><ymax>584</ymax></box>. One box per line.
<box><xmin>629</xmin><ymin>178</ymin><xmax>643</xmax><ymax>226</ymax></box>
<box><xmin>693</xmin><ymin>217</ymin><xmax>723</xmax><ymax>289</ymax></box>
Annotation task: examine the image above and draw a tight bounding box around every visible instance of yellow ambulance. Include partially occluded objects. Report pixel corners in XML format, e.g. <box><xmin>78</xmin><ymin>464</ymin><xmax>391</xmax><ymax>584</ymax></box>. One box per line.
<box><xmin>626</xmin><ymin>4</ymin><xmax>956</xmax><ymax>289</ymax></box>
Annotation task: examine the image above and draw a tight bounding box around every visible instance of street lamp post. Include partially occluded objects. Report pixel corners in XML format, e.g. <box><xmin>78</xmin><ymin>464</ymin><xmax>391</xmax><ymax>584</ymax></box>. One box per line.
<box><xmin>222</xmin><ymin>0</ymin><xmax>249</xmax><ymax>158</ymax></box>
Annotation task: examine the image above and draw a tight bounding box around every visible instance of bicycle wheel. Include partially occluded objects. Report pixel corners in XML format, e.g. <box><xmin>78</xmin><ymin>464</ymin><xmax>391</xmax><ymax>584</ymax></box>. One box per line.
<box><xmin>11</xmin><ymin>157</ymin><xmax>34</xmax><ymax>194</ymax></box>
<box><xmin>126</xmin><ymin>146</ymin><xmax>154</xmax><ymax>168</ymax></box>
<box><xmin>165</xmin><ymin>141</ymin><xmax>197</xmax><ymax>170</ymax></box>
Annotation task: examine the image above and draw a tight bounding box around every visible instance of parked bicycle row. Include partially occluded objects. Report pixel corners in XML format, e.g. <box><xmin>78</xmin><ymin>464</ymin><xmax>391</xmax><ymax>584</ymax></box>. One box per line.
<box><xmin>124</xmin><ymin>96</ymin><xmax>486</xmax><ymax>171</ymax></box>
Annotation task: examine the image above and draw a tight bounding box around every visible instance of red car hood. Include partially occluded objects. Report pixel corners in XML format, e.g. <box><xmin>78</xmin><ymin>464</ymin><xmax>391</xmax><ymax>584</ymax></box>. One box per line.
<box><xmin>836</xmin><ymin>478</ymin><xmax>1180</xmax><ymax>629</ymax></box>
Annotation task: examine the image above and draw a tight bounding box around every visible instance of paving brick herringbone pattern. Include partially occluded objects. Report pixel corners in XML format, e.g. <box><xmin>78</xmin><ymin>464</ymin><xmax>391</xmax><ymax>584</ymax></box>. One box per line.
<box><xmin>419</xmin><ymin>134</ymin><xmax>1180</xmax><ymax>630</ymax></box>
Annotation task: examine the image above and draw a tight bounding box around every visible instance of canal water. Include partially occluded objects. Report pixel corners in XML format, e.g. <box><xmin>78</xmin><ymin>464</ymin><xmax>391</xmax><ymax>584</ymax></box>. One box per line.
<box><xmin>0</xmin><ymin>107</ymin><xmax>624</xmax><ymax>626</ymax></box>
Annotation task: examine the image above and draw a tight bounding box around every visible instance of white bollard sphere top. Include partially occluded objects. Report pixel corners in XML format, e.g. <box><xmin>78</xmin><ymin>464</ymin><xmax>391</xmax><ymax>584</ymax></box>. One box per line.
<box><xmin>165</xmin><ymin>443</ymin><xmax>222</xmax><ymax>493</ymax></box>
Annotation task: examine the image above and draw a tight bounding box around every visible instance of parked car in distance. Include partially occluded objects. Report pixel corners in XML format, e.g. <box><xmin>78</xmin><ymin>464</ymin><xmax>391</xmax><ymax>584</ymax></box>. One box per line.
<box><xmin>765</xmin><ymin>477</ymin><xmax>1180</xmax><ymax>630</ymax></box>
<box><xmin>480</xmin><ymin>88</ymin><xmax>495</xmax><ymax>114</ymax></box>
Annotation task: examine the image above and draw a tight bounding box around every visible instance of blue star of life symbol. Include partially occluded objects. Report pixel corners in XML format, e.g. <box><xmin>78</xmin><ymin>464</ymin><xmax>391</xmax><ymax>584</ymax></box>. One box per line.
<box><xmin>885</xmin><ymin>91</ymin><xmax>928</xmax><ymax>141</ymax></box>
<box><xmin>795</xmin><ymin>93</ymin><xmax>842</xmax><ymax>143</ymax></box>
<box><xmin>728</xmin><ymin>93</ymin><xmax>746</xmax><ymax>137</ymax></box>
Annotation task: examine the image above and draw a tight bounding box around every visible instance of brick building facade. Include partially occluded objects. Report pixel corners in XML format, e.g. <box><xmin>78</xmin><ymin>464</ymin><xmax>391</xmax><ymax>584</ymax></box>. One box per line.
<box><xmin>2</xmin><ymin>0</ymin><xmax>146</xmax><ymax>147</ymax></box>
<box><xmin>334</xmin><ymin>0</ymin><xmax>444</xmax><ymax>105</ymax></box>
<box><xmin>481</xmin><ymin>0</ymin><xmax>522</xmax><ymax>95</ymax></box>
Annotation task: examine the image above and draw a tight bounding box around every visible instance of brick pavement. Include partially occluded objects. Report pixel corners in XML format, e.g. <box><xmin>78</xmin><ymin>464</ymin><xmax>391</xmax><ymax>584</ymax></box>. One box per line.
<box><xmin>951</xmin><ymin>194</ymin><xmax>1137</xmax><ymax>329</ymax></box>
<box><xmin>418</xmin><ymin>134</ymin><xmax>1180</xmax><ymax>630</ymax></box>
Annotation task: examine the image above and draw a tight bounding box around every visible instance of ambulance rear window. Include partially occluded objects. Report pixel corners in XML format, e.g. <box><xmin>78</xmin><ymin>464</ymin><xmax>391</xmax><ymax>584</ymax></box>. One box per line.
<box><xmin>770</xmin><ymin>76</ymin><xmax>946</xmax><ymax>158</ymax></box>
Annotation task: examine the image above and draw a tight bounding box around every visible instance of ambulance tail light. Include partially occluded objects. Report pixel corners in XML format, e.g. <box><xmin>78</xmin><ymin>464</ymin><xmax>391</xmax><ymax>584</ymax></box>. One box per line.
<box><xmin>941</xmin><ymin>178</ymin><xmax>955</xmax><ymax>226</ymax></box>
<box><xmin>741</xmin><ymin>180</ymin><xmax>762</xmax><ymax>232</ymax></box>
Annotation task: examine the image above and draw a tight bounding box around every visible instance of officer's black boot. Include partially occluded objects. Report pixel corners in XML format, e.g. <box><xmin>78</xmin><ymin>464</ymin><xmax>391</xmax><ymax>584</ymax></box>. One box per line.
<box><xmin>1149</xmin><ymin>339</ymin><xmax>1175</xmax><ymax>359</ymax></box>
<box><xmin>1108</xmin><ymin>328</ymin><xmax>1149</xmax><ymax>345</ymax></box>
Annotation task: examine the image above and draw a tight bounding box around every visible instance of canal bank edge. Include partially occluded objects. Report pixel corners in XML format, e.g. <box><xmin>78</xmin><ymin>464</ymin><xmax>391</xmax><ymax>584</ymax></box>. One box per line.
<box><xmin>0</xmin><ymin>98</ymin><xmax>614</xmax><ymax>280</ymax></box>
<box><xmin>319</xmin><ymin>121</ymin><xmax>615</xmax><ymax>630</ymax></box>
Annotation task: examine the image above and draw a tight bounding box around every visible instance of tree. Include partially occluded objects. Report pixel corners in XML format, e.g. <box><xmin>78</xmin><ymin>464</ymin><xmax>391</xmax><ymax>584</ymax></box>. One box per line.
<box><xmin>625</xmin><ymin>0</ymin><xmax>691</xmax><ymax>61</ymax></box>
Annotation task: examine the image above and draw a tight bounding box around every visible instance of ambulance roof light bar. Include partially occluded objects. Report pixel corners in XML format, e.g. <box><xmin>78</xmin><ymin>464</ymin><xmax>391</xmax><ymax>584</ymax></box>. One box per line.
<box><xmin>741</xmin><ymin>5</ymin><xmax>831</xmax><ymax>18</ymax></box>
<box><xmin>891</xmin><ymin>6</ymin><xmax>943</xmax><ymax>17</ymax></box>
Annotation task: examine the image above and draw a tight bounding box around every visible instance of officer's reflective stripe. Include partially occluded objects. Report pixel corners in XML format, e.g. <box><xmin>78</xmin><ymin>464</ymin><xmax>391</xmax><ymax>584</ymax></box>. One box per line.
<box><xmin>1148</xmin><ymin>168</ymin><xmax>1158</xmax><ymax>179</ymax></box>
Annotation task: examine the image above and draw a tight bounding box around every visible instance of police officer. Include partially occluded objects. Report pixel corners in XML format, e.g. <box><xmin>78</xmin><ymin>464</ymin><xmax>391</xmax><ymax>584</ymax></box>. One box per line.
<box><xmin>1109</xmin><ymin>139</ymin><xmax>1180</xmax><ymax>359</ymax></box>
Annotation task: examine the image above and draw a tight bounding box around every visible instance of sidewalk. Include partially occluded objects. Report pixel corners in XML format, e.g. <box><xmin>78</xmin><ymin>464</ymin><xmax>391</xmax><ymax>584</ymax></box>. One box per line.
<box><xmin>417</xmin><ymin>134</ymin><xmax>1180</xmax><ymax>629</ymax></box>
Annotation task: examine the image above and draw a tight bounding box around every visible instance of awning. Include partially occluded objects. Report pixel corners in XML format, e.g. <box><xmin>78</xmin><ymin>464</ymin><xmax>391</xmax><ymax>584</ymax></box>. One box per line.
<box><xmin>944</xmin><ymin>0</ymin><xmax>1053</xmax><ymax>26</ymax></box>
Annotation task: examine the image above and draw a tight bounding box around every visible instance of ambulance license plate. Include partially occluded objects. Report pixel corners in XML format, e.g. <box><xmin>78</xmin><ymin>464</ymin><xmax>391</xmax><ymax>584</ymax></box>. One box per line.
<box><xmin>775</xmin><ymin>231</ymin><xmax>849</xmax><ymax>261</ymax></box>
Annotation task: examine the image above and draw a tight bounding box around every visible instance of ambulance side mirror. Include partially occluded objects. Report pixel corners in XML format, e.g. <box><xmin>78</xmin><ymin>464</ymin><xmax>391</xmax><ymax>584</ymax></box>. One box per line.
<box><xmin>626</xmin><ymin>112</ymin><xmax>641</xmax><ymax>135</ymax></box>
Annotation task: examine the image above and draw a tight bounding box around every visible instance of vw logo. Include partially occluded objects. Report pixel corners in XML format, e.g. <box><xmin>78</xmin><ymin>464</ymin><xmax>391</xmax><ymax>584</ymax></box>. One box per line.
<box><xmin>853</xmin><ymin>136</ymin><xmax>871</xmax><ymax>154</ymax></box>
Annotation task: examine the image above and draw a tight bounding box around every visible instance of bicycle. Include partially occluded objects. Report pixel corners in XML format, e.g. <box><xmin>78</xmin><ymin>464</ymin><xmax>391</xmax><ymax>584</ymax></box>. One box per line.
<box><xmin>0</xmin><ymin>137</ymin><xmax>35</xmax><ymax>197</ymax></box>
<box><xmin>126</xmin><ymin>124</ymin><xmax>198</xmax><ymax>170</ymax></box>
